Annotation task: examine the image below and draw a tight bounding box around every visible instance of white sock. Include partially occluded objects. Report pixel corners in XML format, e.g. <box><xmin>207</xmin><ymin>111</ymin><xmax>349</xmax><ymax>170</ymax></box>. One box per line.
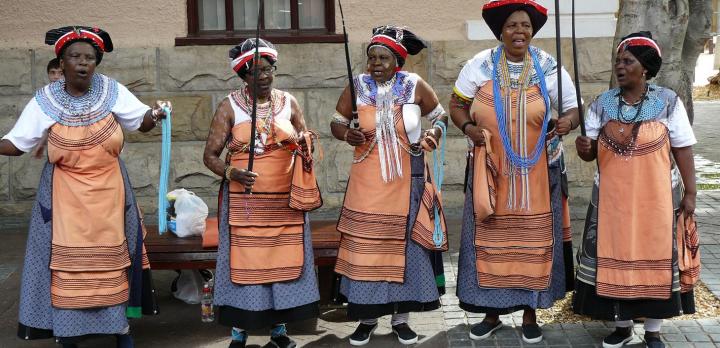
<box><xmin>360</xmin><ymin>318</ymin><xmax>378</xmax><ymax>326</ymax></box>
<box><xmin>644</xmin><ymin>318</ymin><xmax>663</xmax><ymax>333</ymax></box>
<box><xmin>615</xmin><ymin>320</ymin><xmax>634</xmax><ymax>328</ymax></box>
<box><xmin>391</xmin><ymin>313</ymin><xmax>409</xmax><ymax>326</ymax></box>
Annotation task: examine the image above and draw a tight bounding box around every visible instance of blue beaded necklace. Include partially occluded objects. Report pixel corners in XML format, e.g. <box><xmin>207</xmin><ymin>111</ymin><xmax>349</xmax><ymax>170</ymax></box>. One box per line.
<box><xmin>492</xmin><ymin>46</ymin><xmax>551</xmax><ymax>170</ymax></box>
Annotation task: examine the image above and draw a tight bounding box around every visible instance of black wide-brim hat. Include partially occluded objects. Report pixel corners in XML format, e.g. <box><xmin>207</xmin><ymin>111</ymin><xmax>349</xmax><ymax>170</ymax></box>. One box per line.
<box><xmin>482</xmin><ymin>0</ymin><xmax>548</xmax><ymax>40</ymax></box>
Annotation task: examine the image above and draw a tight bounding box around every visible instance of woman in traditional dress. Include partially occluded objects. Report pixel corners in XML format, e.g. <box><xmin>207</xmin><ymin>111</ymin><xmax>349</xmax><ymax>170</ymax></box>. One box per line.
<box><xmin>331</xmin><ymin>25</ymin><xmax>449</xmax><ymax>346</ymax></box>
<box><xmin>202</xmin><ymin>38</ymin><xmax>322</xmax><ymax>348</ymax></box>
<box><xmin>573</xmin><ymin>32</ymin><xmax>697</xmax><ymax>348</ymax></box>
<box><xmin>448</xmin><ymin>0</ymin><xmax>580</xmax><ymax>343</ymax></box>
<box><xmin>1</xmin><ymin>26</ymin><xmax>164</xmax><ymax>348</ymax></box>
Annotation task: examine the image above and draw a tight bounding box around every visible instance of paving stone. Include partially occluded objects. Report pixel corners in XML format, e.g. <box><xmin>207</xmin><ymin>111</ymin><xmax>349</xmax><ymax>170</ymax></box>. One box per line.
<box><xmin>679</xmin><ymin>326</ymin><xmax>704</xmax><ymax>333</ymax></box>
<box><xmin>662</xmin><ymin>334</ymin><xmax>688</xmax><ymax>342</ymax></box>
<box><xmin>666</xmin><ymin>343</ymin><xmax>694</xmax><ymax>348</ymax></box>
<box><xmin>674</xmin><ymin>320</ymin><xmax>701</xmax><ymax>327</ymax></box>
<box><xmin>661</xmin><ymin>326</ymin><xmax>682</xmax><ymax>334</ymax></box>
<box><xmin>691</xmin><ymin>343</ymin><xmax>718</xmax><ymax>348</ymax></box>
<box><xmin>685</xmin><ymin>333</ymin><xmax>712</xmax><ymax>342</ymax></box>
<box><xmin>710</xmin><ymin>333</ymin><xmax>720</xmax><ymax>342</ymax></box>
<box><xmin>448</xmin><ymin>339</ymin><xmax>475</xmax><ymax>348</ymax></box>
<box><xmin>544</xmin><ymin>337</ymin><xmax>571</xmax><ymax>345</ymax></box>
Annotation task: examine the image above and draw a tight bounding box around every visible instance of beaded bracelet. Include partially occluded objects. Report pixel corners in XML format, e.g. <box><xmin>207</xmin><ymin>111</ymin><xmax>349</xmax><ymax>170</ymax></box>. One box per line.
<box><xmin>224</xmin><ymin>165</ymin><xmax>235</xmax><ymax>181</ymax></box>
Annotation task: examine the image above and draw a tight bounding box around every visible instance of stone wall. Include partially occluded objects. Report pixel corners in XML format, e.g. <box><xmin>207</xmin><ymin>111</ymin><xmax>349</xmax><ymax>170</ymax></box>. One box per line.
<box><xmin>0</xmin><ymin>38</ymin><xmax>613</xmax><ymax>222</ymax></box>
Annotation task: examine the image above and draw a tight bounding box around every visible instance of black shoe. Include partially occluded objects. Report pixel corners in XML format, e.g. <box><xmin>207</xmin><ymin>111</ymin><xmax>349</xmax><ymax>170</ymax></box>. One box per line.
<box><xmin>349</xmin><ymin>323</ymin><xmax>377</xmax><ymax>346</ymax></box>
<box><xmin>392</xmin><ymin>323</ymin><xmax>419</xmax><ymax>345</ymax></box>
<box><xmin>521</xmin><ymin>324</ymin><xmax>543</xmax><ymax>344</ymax></box>
<box><xmin>644</xmin><ymin>334</ymin><xmax>665</xmax><ymax>348</ymax></box>
<box><xmin>228</xmin><ymin>340</ymin><xmax>246</xmax><ymax>348</ymax></box>
<box><xmin>469</xmin><ymin>321</ymin><xmax>503</xmax><ymax>340</ymax></box>
<box><xmin>269</xmin><ymin>335</ymin><xmax>296</xmax><ymax>348</ymax></box>
<box><xmin>603</xmin><ymin>327</ymin><xmax>634</xmax><ymax>348</ymax></box>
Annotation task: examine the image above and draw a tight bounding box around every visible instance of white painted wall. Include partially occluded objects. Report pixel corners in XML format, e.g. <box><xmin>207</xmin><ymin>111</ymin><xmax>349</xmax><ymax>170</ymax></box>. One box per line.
<box><xmin>466</xmin><ymin>0</ymin><xmax>619</xmax><ymax>40</ymax></box>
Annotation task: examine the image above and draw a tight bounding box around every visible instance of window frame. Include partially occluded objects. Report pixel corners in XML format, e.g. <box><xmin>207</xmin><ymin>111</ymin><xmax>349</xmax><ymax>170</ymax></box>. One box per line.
<box><xmin>176</xmin><ymin>0</ymin><xmax>344</xmax><ymax>45</ymax></box>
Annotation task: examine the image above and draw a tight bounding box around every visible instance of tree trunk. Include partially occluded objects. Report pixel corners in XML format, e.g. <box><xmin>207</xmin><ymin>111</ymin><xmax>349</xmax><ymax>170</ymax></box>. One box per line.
<box><xmin>612</xmin><ymin>0</ymin><xmax>712</xmax><ymax>124</ymax></box>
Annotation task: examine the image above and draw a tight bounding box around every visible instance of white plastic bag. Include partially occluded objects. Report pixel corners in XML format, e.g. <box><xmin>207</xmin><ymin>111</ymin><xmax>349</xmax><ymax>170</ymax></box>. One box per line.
<box><xmin>171</xmin><ymin>188</ymin><xmax>208</xmax><ymax>238</ymax></box>
<box><xmin>171</xmin><ymin>270</ymin><xmax>204</xmax><ymax>304</ymax></box>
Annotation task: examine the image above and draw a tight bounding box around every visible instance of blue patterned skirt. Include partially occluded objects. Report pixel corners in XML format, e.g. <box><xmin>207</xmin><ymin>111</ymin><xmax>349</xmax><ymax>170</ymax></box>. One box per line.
<box><xmin>214</xmin><ymin>181</ymin><xmax>320</xmax><ymax>330</ymax></box>
<box><xmin>17</xmin><ymin>161</ymin><xmax>157</xmax><ymax>343</ymax></box>
<box><xmin>457</xmin><ymin>156</ymin><xmax>569</xmax><ymax>314</ymax></box>
<box><xmin>339</xmin><ymin>155</ymin><xmax>442</xmax><ymax>320</ymax></box>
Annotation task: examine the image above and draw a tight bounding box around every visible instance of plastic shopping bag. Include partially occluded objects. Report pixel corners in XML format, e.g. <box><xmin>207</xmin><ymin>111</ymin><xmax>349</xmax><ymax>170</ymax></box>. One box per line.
<box><xmin>170</xmin><ymin>188</ymin><xmax>209</xmax><ymax>238</ymax></box>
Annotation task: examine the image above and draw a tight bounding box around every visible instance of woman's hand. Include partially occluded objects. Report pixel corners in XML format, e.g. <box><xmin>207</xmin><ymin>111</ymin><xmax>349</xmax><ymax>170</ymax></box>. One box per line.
<box><xmin>575</xmin><ymin>136</ymin><xmax>593</xmax><ymax>157</ymax></box>
<box><xmin>229</xmin><ymin>168</ymin><xmax>258</xmax><ymax>190</ymax></box>
<box><xmin>344</xmin><ymin>128</ymin><xmax>366</xmax><ymax>147</ymax></box>
<box><xmin>679</xmin><ymin>192</ymin><xmax>696</xmax><ymax>217</ymax></box>
<box><xmin>420</xmin><ymin>127</ymin><xmax>441</xmax><ymax>151</ymax></box>
<box><xmin>555</xmin><ymin>117</ymin><xmax>573</xmax><ymax>136</ymax></box>
<box><xmin>465</xmin><ymin>124</ymin><xmax>486</xmax><ymax>146</ymax></box>
<box><xmin>152</xmin><ymin>100</ymin><xmax>173</xmax><ymax>120</ymax></box>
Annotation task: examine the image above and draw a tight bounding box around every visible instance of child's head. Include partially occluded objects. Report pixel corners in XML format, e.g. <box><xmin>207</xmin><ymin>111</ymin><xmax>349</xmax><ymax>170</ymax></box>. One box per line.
<box><xmin>46</xmin><ymin>58</ymin><xmax>62</xmax><ymax>82</ymax></box>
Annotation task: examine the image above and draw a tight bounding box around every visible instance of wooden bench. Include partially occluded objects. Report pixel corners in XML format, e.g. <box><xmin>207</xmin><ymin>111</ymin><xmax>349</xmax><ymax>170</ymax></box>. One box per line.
<box><xmin>144</xmin><ymin>220</ymin><xmax>341</xmax><ymax>303</ymax></box>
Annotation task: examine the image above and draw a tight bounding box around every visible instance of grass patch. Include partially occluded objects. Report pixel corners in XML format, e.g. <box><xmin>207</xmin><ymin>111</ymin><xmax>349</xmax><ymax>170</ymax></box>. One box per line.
<box><xmin>698</xmin><ymin>183</ymin><xmax>720</xmax><ymax>190</ymax></box>
<box><xmin>700</xmin><ymin>173</ymin><xmax>720</xmax><ymax>179</ymax></box>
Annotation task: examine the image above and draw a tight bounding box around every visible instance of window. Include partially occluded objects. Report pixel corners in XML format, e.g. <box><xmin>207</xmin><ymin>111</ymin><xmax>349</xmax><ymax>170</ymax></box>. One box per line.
<box><xmin>176</xmin><ymin>0</ymin><xmax>343</xmax><ymax>45</ymax></box>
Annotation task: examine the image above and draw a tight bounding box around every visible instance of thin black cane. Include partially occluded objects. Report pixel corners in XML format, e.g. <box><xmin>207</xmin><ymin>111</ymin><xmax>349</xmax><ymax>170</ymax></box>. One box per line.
<box><xmin>554</xmin><ymin>0</ymin><xmax>564</xmax><ymax>122</ymax></box>
<box><xmin>245</xmin><ymin>0</ymin><xmax>263</xmax><ymax>193</ymax></box>
<box><xmin>338</xmin><ymin>0</ymin><xmax>359</xmax><ymax>129</ymax></box>
<box><xmin>571</xmin><ymin>0</ymin><xmax>587</xmax><ymax>136</ymax></box>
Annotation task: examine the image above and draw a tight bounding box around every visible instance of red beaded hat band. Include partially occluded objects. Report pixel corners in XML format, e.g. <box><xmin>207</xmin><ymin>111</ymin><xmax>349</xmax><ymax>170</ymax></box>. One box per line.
<box><xmin>369</xmin><ymin>35</ymin><xmax>408</xmax><ymax>60</ymax></box>
<box><xmin>481</xmin><ymin>0</ymin><xmax>549</xmax><ymax>41</ymax></box>
<box><xmin>616</xmin><ymin>37</ymin><xmax>662</xmax><ymax>58</ymax></box>
<box><xmin>230</xmin><ymin>47</ymin><xmax>279</xmax><ymax>72</ymax></box>
<box><xmin>54</xmin><ymin>29</ymin><xmax>106</xmax><ymax>55</ymax></box>
<box><xmin>482</xmin><ymin>0</ymin><xmax>548</xmax><ymax>16</ymax></box>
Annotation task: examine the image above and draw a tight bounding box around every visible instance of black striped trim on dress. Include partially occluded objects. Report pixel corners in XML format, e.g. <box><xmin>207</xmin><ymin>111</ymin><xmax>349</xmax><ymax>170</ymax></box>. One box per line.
<box><xmin>337</xmin><ymin>207</ymin><xmax>407</xmax><ymax>240</ymax></box>
<box><xmin>289</xmin><ymin>185</ymin><xmax>322</xmax><ymax>210</ymax></box>
<box><xmin>596</xmin><ymin>282</ymin><xmax>671</xmax><ymax>300</ymax></box>
<box><xmin>51</xmin><ymin>288</ymin><xmax>129</xmax><ymax>309</ymax></box>
<box><xmin>50</xmin><ymin>241</ymin><xmax>130</xmax><ymax>271</ymax></box>
<box><xmin>475</xmin><ymin>213</ymin><xmax>553</xmax><ymax>245</ymax></box>
<box><xmin>230</xmin><ymin>267</ymin><xmax>302</xmax><ymax>284</ymax></box>
<box><xmin>228</xmin><ymin>192</ymin><xmax>304</xmax><ymax>226</ymax></box>
<box><xmin>476</xmin><ymin>87</ymin><xmax>544</xmax><ymax>107</ymax></box>
<box><xmin>599</xmin><ymin>127</ymin><xmax>669</xmax><ymax>157</ymax></box>
<box><xmin>475</xmin><ymin>247</ymin><xmax>553</xmax><ymax>264</ymax></box>
<box><xmin>477</xmin><ymin>272</ymin><xmax>551</xmax><ymax>290</ymax></box>
<box><xmin>47</xmin><ymin>116</ymin><xmax>119</xmax><ymax>151</ymax></box>
<box><xmin>339</xmin><ymin>235</ymin><xmax>405</xmax><ymax>255</ymax></box>
<box><xmin>230</xmin><ymin>233</ymin><xmax>303</xmax><ymax>248</ymax></box>
<box><xmin>334</xmin><ymin>258</ymin><xmax>405</xmax><ymax>280</ymax></box>
<box><xmin>597</xmin><ymin>258</ymin><xmax>672</xmax><ymax>271</ymax></box>
<box><xmin>51</xmin><ymin>272</ymin><xmax>127</xmax><ymax>290</ymax></box>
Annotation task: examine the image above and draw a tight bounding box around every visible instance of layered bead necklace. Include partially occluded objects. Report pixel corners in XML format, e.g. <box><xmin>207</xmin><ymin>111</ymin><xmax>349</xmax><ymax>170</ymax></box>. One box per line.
<box><xmin>239</xmin><ymin>86</ymin><xmax>275</xmax><ymax>155</ymax></box>
<box><xmin>492</xmin><ymin>47</ymin><xmax>551</xmax><ymax>210</ymax></box>
<box><xmin>600</xmin><ymin>85</ymin><xmax>648</xmax><ymax>158</ymax></box>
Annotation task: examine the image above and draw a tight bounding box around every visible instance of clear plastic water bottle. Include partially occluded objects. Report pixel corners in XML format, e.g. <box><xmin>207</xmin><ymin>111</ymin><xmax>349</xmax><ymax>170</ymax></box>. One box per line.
<box><xmin>200</xmin><ymin>283</ymin><xmax>214</xmax><ymax>322</ymax></box>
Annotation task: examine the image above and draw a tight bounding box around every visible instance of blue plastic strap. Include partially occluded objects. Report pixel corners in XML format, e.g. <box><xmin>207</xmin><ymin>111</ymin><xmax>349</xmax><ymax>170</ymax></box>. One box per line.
<box><xmin>158</xmin><ymin>106</ymin><xmax>172</xmax><ymax>234</ymax></box>
<box><xmin>432</xmin><ymin>121</ymin><xmax>446</xmax><ymax>248</ymax></box>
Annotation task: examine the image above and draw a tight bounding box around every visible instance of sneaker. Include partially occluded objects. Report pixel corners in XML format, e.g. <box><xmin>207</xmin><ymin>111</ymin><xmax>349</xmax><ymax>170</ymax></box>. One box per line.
<box><xmin>644</xmin><ymin>335</ymin><xmax>665</xmax><ymax>348</ymax></box>
<box><xmin>602</xmin><ymin>327</ymin><xmax>634</xmax><ymax>348</ymax></box>
<box><xmin>521</xmin><ymin>323</ymin><xmax>543</xmax><ymax>344</ymax></box>
<box><xmin>392</xmin><ymin>323</ymin><xmax>419</xmax><ymax>345</ymax></box>
<box><xmin>269</xmin><ymin>335</ymin><xmax>296</xmax><ymax>348</ymax></box>
<box><xmin>349</xmin><ymin>323</ymin><xmax>377</xmax><ymax>346</ymax></box>
<box><xmin>469</xmin><ymin>321</ymin><xmax>503</xmax><ymax>340</ymax></box>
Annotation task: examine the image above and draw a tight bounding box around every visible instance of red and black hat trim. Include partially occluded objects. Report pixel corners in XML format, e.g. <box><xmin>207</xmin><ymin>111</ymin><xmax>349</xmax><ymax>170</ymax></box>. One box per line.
<box><xmin>482</xmin><ymin>0</ymin><xmax>548</xmax><ymax>40</ymax></box>
<box><xmin>45</xmin><ymin>26</ymin><xmax>113</xmax><ymax>57</ymax></box>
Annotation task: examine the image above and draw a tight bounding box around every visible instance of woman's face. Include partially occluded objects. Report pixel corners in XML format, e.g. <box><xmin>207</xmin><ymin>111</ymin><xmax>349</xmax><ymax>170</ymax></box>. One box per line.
<box><xmin>242</xmin><ymin>57</ymin><xmax>274</xmax><ymax>97</ymax></box>
<box><xmin>366</xmin><ymin>46</ymin><xmax>397</xmax><ymax>83</ymax></box>
<box><xmin>614</xmin><ymin>49</ymin><xmax>646</xmax><ymax>89</ymax></box>
<box><xmin>60</xmin><ymin>41</ymin><xmax>97</xmax><ymax>87</ymax></box>
<box><xmin>501</xmin><ymin>10</ymin><xmax>533</xmax><ymax>60</ymax></box>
